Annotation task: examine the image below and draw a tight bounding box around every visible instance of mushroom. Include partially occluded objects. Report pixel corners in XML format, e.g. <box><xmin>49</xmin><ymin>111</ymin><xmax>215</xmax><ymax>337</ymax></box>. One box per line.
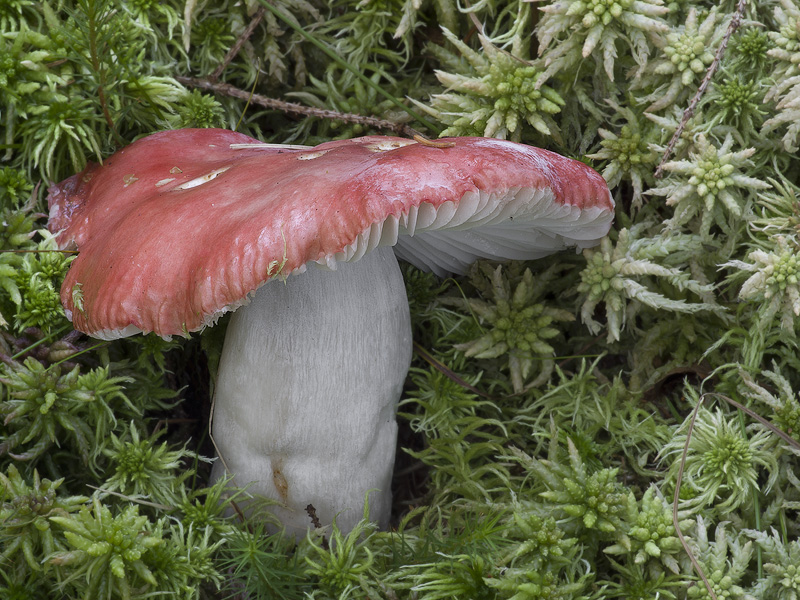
<box><xmin>47</xmin><ymin>128</ymin><xmax>614</xmax><ymax>535</ymax></box>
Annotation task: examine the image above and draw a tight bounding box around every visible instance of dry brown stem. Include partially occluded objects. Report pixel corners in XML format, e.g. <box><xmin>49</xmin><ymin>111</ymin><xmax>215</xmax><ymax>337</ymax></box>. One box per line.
<box><xmin>177</xmin><ymin>76</ymin><xmax>420</xmax><ymax>137</ymax></box>
<box><xmin>672</xmin><ymin>395</ymin><xmax>718</xmax><ymax>600</ymax></box>
<box><xmin>654</xmin><ymin>0</ymin><xmax>748</xmax><ymax>178</ymax></box>
<box><xmin>210</xmin><ymin>7</ymin><xmax>266</xmax><ymax>82</ymax></box>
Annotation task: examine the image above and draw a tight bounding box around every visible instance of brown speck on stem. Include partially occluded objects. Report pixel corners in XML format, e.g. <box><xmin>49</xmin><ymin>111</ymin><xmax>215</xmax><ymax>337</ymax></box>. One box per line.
<box><xmin>272</xmin><ymin>459</ymin><xmax>289</xmax><ymax>503</ymax></box>
<box><xmin>306</xmin><ymin>504</ymin><xmax>322</xmax><ymax>529</ymax></box>
<box><xmin>306</xmin><ymin>504</ymin><xmax>329</xmax><ymax>549</ymax></box>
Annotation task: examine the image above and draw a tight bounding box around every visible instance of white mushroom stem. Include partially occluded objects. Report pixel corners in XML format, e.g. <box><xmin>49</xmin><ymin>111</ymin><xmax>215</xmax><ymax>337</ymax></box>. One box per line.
<box><xmin>210</xmin><ymin>246</ymin><xmax>412</xmax><ymax>535</ymax></box>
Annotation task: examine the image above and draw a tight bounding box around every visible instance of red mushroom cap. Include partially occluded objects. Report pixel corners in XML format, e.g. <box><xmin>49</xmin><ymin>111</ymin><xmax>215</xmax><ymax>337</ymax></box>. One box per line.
<box><xmin>48</xmin><ymin>128</ymin><xmax>614</xmax><ymax>339</ymax></box>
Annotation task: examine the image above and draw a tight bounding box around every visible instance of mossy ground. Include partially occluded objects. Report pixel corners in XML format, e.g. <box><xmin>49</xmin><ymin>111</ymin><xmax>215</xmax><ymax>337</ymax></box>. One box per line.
<box><xmin>2</xmin><ymin>0</ymin><xmax>800</xmax><ymax>599</ymax></box>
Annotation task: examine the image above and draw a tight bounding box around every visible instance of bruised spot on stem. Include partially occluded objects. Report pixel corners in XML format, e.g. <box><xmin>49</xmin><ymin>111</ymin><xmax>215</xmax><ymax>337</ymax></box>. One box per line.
<box><xmin>272</xmin><ymin>457</ymin><xmax>289</xmax><ymax>504</ymax></box>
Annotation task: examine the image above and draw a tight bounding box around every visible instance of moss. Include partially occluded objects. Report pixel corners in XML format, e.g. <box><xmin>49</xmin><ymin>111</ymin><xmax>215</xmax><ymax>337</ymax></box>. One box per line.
<box><xmin>3</xmin><ymin>0</ymin><xmax>800</xmax><ymax>598</ymax></box>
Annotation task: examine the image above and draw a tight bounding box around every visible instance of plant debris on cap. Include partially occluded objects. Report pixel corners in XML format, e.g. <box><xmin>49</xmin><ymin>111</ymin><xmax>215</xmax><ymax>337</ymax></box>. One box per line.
<box><xmin>47</xmin><ymin>128</ymin><xmax>614</xmax><ymax>340</ymax></box>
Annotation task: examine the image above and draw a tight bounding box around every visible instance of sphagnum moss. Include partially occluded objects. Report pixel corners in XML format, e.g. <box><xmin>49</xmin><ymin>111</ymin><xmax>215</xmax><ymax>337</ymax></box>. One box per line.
<box><xmin>3</xmin><ymin>0</ymin><xmax>800</xmax><ymax>598</ymax></box>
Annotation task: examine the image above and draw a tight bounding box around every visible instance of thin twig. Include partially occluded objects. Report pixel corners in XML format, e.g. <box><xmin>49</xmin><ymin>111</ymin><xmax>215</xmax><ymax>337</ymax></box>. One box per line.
<box><xmin>557</xmin><ymin>335</ymin><xmax>603</xmax><ymax>369</ymax></box>
<box><xmin>460</xmin><ymin>0</ymin><xmax>484</xmax><ymax>35</ymax></box>
<box><xmin>47</xmin><ymin>340</ymin><xmax>110</xmax><ymax>369</ymax></box>
<box><xmin>255</xmin><ymin>0</ymin><xmax>442</xmax><ymax>133</ymax></box>
<box><xmin>86</xmin><ymin>485</ymin><xmax>174</xmax><ymax>511</ymax></box>
<box><xmin>704</xmin><ymin>392</ymin><xmax>800</xmax><ymax>451</ymax></box>
<box><xmin>673</xmin><ymin>394</ymin><xmax>718</xmax><ymax>600</ymax></box>
<box><xmin>229</xmin><ymin>143</ymin><xmax>312</xmax><ymax>150</ymax></box>
<box><xmin>210</xmin><ymin>6</ymin><xmax>266</xmax><ymax>82</ymax></box>
<box><xmin>413</xmin><ymin>341</ymin><xmax>494</xmax><ymax>400</ymax></box>
<box><xmin>654</xmin><ymin>0</ymin><xmax>748</xmax><ymax>178</ymax></box>
<box><xmin>0</xmin><ymin>249</ymin><xmax>78</xmax><ymax>254</ymax></box>
<box><xmin>207</xmin><ymin>381</ymin><xmax>228</xmax><ymax>477</ymax></box>
<box><xmin>152</xmin><ymin>417</ymin><xmax>200</xmax><ymax>435</ymax></box>
<box><xmin>177</xmin><ymin>76</ymin><xmax>421</xmax><ymax>137</ymax></box>
<box><xmin>234</xmin><ymin>60</ymin><xmax>261</xmax><ymax>132</ymax></box>
<box><xmin>8</xmin><ymin>325</ymin><xmax>71</xmax><ymax>361</ymax></box>
<box><xmin>413</xmin><ymin>134</ymin><xmax>455</xmax><ymax>148</ymax></box>
<box><xmin>672</xmin><ymin>388</ymin><xmax>800</xmax><ymax>598</ymax></box>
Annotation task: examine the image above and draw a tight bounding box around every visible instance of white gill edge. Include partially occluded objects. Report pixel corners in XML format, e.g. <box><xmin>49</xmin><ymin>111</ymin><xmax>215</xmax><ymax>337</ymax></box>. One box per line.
<box><xmin>91</xmin><ymin>324</ymin><xmax>146</xmax><ymax>341</ymax></box>
<box><xmin>320</xmin><ymin>186</ymin><xmax>613</xmax><ymax>275</ymax></box>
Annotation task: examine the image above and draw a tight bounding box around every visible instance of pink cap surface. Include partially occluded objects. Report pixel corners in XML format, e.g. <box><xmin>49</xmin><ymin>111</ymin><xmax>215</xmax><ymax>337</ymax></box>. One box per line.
<box><xmin>48</xmin><ymin>129</ymin><xmax>614</xmax><ymax>338</ymax></box>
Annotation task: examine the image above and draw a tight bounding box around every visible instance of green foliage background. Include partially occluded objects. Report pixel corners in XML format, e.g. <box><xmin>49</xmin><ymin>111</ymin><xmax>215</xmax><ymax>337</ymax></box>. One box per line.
<box><xmin>2</xmin><ymin>0</ymin><xmax>800</xmax><ymax>598</ymax></box>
